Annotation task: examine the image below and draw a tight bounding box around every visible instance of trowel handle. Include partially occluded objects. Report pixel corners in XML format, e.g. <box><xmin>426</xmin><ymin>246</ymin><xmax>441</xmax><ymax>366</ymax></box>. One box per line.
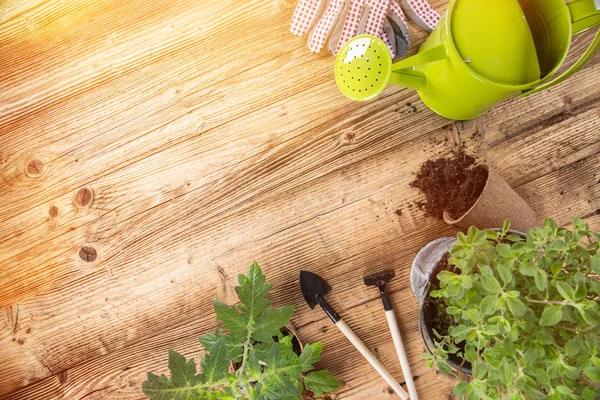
<box><xmin>335</xmin><ymin>319</ymin><xmax>409</xmax><ymax>400</ymax></box>
<box><xmin>385</xmin><ymin>310</ymin><xmax>418</xmax><ymax>400</ymax></box>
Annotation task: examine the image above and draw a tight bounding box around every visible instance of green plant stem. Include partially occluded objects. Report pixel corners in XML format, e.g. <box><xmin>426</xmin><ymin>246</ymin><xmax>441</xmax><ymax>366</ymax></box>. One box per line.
<box><xmin>526</xmin><ymin>298</ymin><xmax>573</xmax><ymax>306</ymax></box>
<box><xmin>238</xmin><ymin>332</ymin><xmax>253</xmax><ymax>393</ymax></box>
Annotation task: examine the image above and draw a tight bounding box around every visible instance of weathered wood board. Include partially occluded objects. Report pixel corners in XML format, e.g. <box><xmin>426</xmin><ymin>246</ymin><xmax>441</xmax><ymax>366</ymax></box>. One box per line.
<box><xmin>1</xmin><ymin>0</ymin><xmax>599</xmax><ymax>398</ymax></box>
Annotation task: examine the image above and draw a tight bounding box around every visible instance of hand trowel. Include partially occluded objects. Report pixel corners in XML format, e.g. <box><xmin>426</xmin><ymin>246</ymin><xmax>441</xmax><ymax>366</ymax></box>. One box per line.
<box><xmin>364</xmin><ymin>270</ymin><xmax>418</xmax><ymax>400</ymax></box>
<box><xmin>299</xmin><ymin>271</ymin><xmax>409</xmax><ymax>399</ymax></box>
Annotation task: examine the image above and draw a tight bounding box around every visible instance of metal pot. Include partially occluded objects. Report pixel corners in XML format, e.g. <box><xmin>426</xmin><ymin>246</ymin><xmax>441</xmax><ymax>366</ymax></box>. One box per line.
<box><xmin>410</xmin><ymin>229</ymin><xmax>525</xmax><ymax>377</ymax></box>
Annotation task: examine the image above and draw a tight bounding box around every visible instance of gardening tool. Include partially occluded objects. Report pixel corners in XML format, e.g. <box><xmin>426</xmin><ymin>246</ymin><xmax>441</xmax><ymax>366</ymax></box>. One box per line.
<box><xmin>299</xmin><ymin>271</ymin><xmax>409</xmax><ymax>399</ymax></box>
<box><xmin>335</xmin><ymin>0</ymin><xmax>600</xmax><ymax>120</ymax></box>
<box><xmin>290</xmin><ymin>0</ymin><xmax>440</xmax><ymax>57</ymax></box>
<box><xmin>364</xmin><ymin>270</ymin><xmax>418</xmax><ymax>400</ymax></box>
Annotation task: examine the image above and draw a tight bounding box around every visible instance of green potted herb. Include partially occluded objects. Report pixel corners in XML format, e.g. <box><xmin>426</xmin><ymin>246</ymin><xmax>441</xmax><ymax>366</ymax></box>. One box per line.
<box><xmin>412</xmin><ymin>219</ymin><xmax>600</xmax><ymax>399</ymax></box>
<box><xmin>142</xmin><ymin>263</ymin><xmax>341</xmax><ymax>399</ymax></box>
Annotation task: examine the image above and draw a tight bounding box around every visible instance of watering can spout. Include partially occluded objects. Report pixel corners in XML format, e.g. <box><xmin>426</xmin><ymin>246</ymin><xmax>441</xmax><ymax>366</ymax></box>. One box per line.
<box><xmin>387</xmin><ymin>44</ymin><xmax>449</xmax><ymax>91</ymax></box>
<box><xmin>389</xmin><ymin>70</ymin><xmax>427</xmax><ymax>91</ymax></box>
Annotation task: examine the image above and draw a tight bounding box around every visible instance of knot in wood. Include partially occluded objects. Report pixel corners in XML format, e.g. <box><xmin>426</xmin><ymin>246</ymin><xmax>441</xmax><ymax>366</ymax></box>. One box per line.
<box><xmin>48</xmin><ymin>205</ymin><xmax>59</xmax><ymax>218</ymax></box>
<box><xmin>79</xmin><ymin>245</ymin><xmax>97</xmax><ymax>262</ymax></box>
<box><xmin>75</xmin><ymin>187</ymin><xmax>93</xmax><ymax>207</ymax></box>
<box><xmin>341</xmin><ymin>131</ymin><xmax>358</xmax><ymax>144</ymax></box>
<box><xmin>26</xmin><ymin>158</ymin><xmax>44</xmax><ymax>177</ymax></box>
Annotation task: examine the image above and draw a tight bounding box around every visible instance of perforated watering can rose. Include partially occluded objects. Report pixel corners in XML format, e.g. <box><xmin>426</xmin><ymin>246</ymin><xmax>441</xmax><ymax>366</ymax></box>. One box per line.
<box><xmin>335</xmin><ymin>0</ymin><xmax>600</xmax><ymax>120</ymax></box>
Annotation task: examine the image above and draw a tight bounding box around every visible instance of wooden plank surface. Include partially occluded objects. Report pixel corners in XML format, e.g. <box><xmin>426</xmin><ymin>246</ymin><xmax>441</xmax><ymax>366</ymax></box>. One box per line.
<box><xmin>1</xmin><ymin>0</ymin><xmax>599</xmax><ymax>398</ymax></box>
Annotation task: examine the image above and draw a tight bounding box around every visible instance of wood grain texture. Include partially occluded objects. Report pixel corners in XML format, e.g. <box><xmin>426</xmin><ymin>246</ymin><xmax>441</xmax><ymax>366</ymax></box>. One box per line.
<box><xmin>1</xmin><ymin>0</ymin><xmax>599</xmax><ymax>398</ymax></box>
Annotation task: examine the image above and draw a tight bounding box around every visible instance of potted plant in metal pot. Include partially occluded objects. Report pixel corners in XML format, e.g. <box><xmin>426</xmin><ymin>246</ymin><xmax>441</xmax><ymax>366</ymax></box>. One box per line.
<box><xmin>411</xmin><ymin>219</ymin><xmax>600</xmax><ymax>399</ymax></box>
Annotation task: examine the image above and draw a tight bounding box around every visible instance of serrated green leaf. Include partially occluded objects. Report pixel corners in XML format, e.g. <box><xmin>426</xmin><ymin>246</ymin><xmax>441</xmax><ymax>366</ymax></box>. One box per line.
<box><xmin>267</xmin><ymin>342</ymin><xmax>303</xmax><ymax>379</ymax></box>
<box><xmin>304</xmin><ymin>370</ymin><xmax>341</xmax><ymax>396</ymax></box>
<box><xmin>142</xmin><ymin>353</ymin><xmax>221</xmax><ymax>400</ymax></box>
<box><xmin>260</xmin><ymin>374</ymin><xmax>301</xmax><ymax>400</ymax></box>
<box><xmin>258</xmin><ymin>343</ymin><xmax>304</xmax><ymax>399</ymax></box>
<box><xmin>539</xmin><ymin>305</ymin><xmax>562</xmax><ymax>326</ymax></box>
<box><xmin>142</xmin><ymin>373</ymin><xmax>180</xmax><ymax>400</ymax></box>
<box><xmin>200</xmin><ymin>336</ymin><xmax>228</xmax><ymax>382</ymax></box>
<box><xmin>168</xmin><ymin>350</ymin><xmax>200</xmax><ymax>388</ymax></box>
<box><xmin>200</xmin><ymin>331</ymin><xmax>243</xmax><ymax>362</ymax></box>
<box><xmin>299</xmin><ymin>342</ymin><xmax>322</xmax><ymax>372</ymax></box>
<box><xmin>252</xmin><ymin>306</ymin><xmax>294</xmax><ymax>342</ymax></box>
<box><xmin>235</xmin><ymin>262</ymin><xmax>272</xmax><ymax>317</ymax></box>
<box><xmin>213</xmin><ymin>300</ymin><xmax>248</xmax><ymax>338</ymax></box>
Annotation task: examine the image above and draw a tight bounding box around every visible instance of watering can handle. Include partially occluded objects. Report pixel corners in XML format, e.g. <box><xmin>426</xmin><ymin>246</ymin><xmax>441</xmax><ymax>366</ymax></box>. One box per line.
<box><xmin>523</xmin><ymin>0</ymin><xmax>600</xmax><ymax>97</ymax></box>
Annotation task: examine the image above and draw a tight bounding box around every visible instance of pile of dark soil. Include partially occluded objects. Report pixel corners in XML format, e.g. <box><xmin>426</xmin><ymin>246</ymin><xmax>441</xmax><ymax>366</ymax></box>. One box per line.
<box><xmin>423</xmin><ymin>254</ymin><xmax>470</xmax><ymax>369</ymax></box>
<box><xmin>410</xmin><ymin>152</ymin><xmax>488</xmax><ymax>220</ymax></box>
<box><xmin>423</xmin><ymin>255</ymin><xmax>455</xmax><ymax>338</ymax></box>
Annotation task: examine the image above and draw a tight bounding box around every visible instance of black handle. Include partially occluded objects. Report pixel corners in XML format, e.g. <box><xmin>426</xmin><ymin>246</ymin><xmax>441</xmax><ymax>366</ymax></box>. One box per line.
<box><xmin>379</xmin><ymin>288</ymin><xmax>393</xmax><ymax>311</ymax></box>
<box><xmin>316</xmin><ymin>294</ymin><xmax>340</xmax><ymax>323</ymax></box>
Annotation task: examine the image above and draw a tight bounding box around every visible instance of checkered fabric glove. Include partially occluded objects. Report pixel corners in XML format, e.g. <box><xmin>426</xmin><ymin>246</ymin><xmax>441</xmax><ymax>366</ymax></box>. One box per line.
<box><xmin>290</xmin><ymin>0</ymin><xmax>440</xmax><ymax>57</ymax></box>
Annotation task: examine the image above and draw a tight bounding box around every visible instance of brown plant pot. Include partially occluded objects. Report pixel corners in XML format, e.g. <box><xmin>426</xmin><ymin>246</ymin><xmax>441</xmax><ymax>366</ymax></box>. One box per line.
<box><xmin>443</xmin><ymin>168</ymin><xmax>539</xmax><ymax>232</ymax></box>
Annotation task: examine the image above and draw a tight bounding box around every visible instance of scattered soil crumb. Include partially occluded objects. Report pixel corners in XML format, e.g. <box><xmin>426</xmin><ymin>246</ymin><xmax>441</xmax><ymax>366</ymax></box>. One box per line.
<box><xmin>410</xmin><ymin>151</ymin><xmax>488</xmax><ymax>220</ymax></box>
<box><xmin>302</xmin><ymin>391</ymin><xmax>338</xmax><ymax>400</ymax></box>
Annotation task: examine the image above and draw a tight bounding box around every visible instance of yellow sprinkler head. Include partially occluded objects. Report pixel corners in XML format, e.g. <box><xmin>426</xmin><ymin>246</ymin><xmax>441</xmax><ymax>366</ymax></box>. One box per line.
<box><xmin>334</xmin><ymin>35</ymin><xmax>392</xmax><ymax>102</ymax></box>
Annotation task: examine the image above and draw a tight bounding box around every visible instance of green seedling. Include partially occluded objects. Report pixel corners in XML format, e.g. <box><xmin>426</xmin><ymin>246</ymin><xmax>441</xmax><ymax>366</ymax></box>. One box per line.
<box><xmin>143</xmin><ymin>263</ymin><xmax>340</xmax><ymax>399</ymax></box>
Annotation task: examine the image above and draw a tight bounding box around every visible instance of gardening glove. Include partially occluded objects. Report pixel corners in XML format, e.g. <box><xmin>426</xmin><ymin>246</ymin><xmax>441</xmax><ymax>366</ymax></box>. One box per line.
<box><xmin>290</xmin><ymin>0</ymin><xmax>441</xmax><ymax>57</ymax></box>
<box><xmin>291</xmin><ymin>0</ymin><xmax>391</xmax><ymax>54</ymax></box>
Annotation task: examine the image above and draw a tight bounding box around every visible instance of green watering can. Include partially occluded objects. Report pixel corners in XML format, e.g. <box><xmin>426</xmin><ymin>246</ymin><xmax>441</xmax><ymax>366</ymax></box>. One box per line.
<box><xmin>335</xmin><ymin>0</ymin><xmax>600</xmax><ymax>120</ymax></box>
